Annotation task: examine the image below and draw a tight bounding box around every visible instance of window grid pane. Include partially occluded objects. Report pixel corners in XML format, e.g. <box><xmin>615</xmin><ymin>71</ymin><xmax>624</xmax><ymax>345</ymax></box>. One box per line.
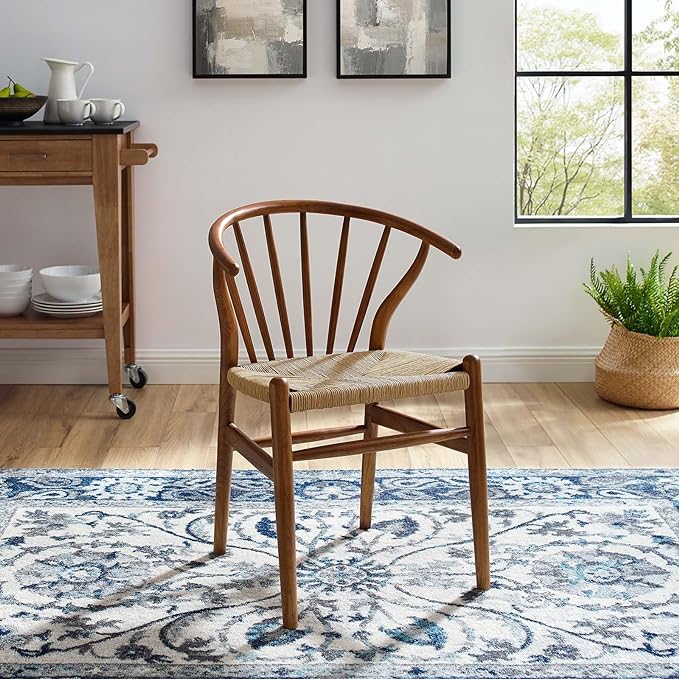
<box><xmin>517</xmin><ymin>76</ymin><xmax>625</xmax><ymax>218</ymax></box>
<box><xmin>633</xmin><ymin>75</ymin><xmax>679</xmax><ymax>216</ymax></box>
<box><xmin>633</xmin><ymin>0</ymin><xmax>679</xmax><ymax>72</ymax></box>
<box><xmin>517</xmin><ymin>0</ymin><xmax>624</xmax><ymax>72</ymax></box>
<box><xmin>516</xmin><ymin>0</ymin><xmax>679</xmax><ymax>222</ymax></box>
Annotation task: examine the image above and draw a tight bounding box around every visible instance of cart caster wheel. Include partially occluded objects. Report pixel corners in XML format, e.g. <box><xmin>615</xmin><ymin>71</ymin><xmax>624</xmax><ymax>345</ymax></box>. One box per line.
<box><xmin>110</xmin><ymin>394</ymin><xmax>136</xmax><ymax>420</ymax></box>
<box><xmin>130</xmin><ymin>370</ymin><xmax>147</xmax><ymax>389</ymax></box>
<box><xmin>125</xmin><ymin>364</ymin><xmax>148</xmax><ymax>390</ymax></box>
<box><xmin>116</xmin><ymin>400</ymin><xmax>136</xmax><ymax>420</ymax></box>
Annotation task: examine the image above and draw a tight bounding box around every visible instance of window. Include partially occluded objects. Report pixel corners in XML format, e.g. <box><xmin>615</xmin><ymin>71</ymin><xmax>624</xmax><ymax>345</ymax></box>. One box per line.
<box><xmin>516</xmin><ymin>0</ymin><xmax>679</xmax><ymax>223</ymax></box>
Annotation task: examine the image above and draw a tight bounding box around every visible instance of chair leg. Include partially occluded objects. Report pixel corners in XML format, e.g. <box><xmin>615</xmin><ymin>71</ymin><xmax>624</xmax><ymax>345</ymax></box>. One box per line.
<box><xmin>463</xmin><ymin>355</ymin><xmax>491</xmax><ymax>590</ymax></box>
<box><xmin>213</xmin><ymin>382</ymin><xmax>236</xmax><ymax>556</ymax></box>
<box><xmin>270</xmin><ymin>377</ymin><xmax>298</xmax><ymax>630</ymax></box>
<box><xmin>359</xmin><ymin>406</ymin><xmax>378</xmax><ymax>530</ymax></box>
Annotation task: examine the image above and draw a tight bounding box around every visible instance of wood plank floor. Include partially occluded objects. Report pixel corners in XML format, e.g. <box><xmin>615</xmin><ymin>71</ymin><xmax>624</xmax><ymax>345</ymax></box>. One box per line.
<box><xmin>0</xmin><ymin>383</ymin><xmax>677</xmax><ymax>469</ymax></box>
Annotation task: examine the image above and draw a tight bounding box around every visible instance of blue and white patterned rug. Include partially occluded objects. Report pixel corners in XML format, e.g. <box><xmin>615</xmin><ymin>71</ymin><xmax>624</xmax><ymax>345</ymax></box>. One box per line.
<box><xmin>0</xmin><ymin>468</ymin><xmax>677</xmax><ymax>679</ymax></box>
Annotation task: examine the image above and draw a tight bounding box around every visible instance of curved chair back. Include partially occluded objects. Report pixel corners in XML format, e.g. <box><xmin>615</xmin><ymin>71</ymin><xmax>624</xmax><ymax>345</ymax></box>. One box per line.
<box><xmin>209</xmin><ymin>200</ymin><xmax>462</xmax><ymax>368</ymax></box>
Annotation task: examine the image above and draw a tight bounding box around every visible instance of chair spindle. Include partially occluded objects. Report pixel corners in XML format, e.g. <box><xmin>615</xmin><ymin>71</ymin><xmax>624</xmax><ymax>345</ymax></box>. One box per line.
<box><xmin>226</xmin><ymin>276</ymin><xmax>257</xmax><ymax>363</ymax></box>
<box><xmin>300</xmin><ymin>213</ymin><xmax>313</xmax><ymax>357</ymax></box>
<box><xmin>369</xmin><ymin>240</ymin><xmax>430</xmax><ymax>351</ymax></box>
<box><xmin>347</xmin><ymin>226</ymin><xmax>391</xmax><ymax>352</ymax></box>
<box><xmin>233</xmin><ymin>222</ymin><xmax>275</xmax><ymax>360</ymax></box>
<box><xmin>264</xmin><ymin>215</ymin><xmax>294</xmax><ymax>358</ymax></box>
<box><xmin>327</xmin><ymin>217</ymin><xmax>351</xmax><ymax>354</ymax></box>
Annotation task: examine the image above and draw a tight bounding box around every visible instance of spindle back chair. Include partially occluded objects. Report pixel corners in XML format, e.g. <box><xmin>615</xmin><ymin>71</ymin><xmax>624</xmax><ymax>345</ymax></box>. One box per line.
<box><xmin>209</xmin><ymin>200</ymin><xmax>489</xmax><ymax>630</ymax></box>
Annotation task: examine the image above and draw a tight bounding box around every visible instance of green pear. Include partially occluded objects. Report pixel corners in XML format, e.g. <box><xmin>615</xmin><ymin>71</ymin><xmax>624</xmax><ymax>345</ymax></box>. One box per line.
<box><xmin>0</xmin><ymin>76</ymin><xmax>11</xmax><ymax>98</ymax></box>
<box><xmin>13</xmin><ymin>82</ymin><xmax>35</xmax><ymax>98</ymax></box>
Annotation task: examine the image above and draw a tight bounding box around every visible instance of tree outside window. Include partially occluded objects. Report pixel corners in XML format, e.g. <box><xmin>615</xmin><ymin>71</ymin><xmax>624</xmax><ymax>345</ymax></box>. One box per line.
<box><xmin>516</xmin><ymin>0</ymin><xmax>679</xmax><ymax>222</ymax></box>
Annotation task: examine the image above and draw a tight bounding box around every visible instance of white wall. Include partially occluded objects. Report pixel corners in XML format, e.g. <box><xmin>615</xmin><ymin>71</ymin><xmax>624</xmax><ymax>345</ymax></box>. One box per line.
<box><xmin>1</xmin><ymin>1</ymin><xmax>677</xmax><ymax>383</ymax></box>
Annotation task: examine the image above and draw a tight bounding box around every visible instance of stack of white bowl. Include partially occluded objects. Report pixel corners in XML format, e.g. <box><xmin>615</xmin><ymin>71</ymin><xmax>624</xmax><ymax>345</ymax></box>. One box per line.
<box><xmin>0</xmin><ymin>265</ymin><xmax>32</xmax><ymax>317</ymax></box>
<box><xmin>32</xmin><ymin>266</ymin><xmax>103</xmax><ymax>318</ymax></box>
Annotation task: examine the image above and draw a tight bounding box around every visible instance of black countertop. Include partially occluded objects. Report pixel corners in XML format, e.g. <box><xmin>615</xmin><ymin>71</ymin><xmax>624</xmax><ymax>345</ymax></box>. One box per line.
<box><xmin>0</xmin><ymin>121</ymin><xmax>140</xmax><ymax>135</ymax></box>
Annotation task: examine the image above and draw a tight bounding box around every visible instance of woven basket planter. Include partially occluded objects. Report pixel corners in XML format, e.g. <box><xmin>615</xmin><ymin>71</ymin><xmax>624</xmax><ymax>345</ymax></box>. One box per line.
<box><xmin>595</xmin><ymin>321</ymin><xmax>679</xmax><ymax>410</ymax></box>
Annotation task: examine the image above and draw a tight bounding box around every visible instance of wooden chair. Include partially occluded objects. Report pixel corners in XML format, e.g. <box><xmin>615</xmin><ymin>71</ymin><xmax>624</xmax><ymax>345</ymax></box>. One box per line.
<box><xmin>208</xmin><ymin>200</ymin><xmax>490</xmax><ymax>630</ymax></box>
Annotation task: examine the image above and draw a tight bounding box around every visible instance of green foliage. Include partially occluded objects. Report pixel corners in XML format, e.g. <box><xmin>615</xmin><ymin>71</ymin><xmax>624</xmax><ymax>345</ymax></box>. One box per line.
<box><xmin>518</xmin><ymin>2</ymin><xmax>679</xmax><ymax>218</ymax></box>
<box><xmin>517</xmin><ymin>4</ymin><xmax>624</xmax><ymax>217</ymax></box>
<box><xmin>632</xmin><ymin>0</ymin><xmax>679</xmax><ymax>214</ymax></box>
<box><xmin>634</xmin><ymin>0</ymin><xmax>679</xmax><ymax>70</ymax></box>
<box><xmin>584</xmin><ymin>252</ymin><xmax>679</xmax><ymax>337</ymax></box>
<box><xmin>517</xmin><ymin>74</ymin><xmax>624</xmax><ymax>217</ymax></box>
<box><xmin>518</xmin><ymin>5</ymin><xmax>622</xmax><ymax>71</ymax></box>
<box><xmin>633</xmin><ymin>77</ymin><xmax>679</xmax><ymax>217</ymax></box>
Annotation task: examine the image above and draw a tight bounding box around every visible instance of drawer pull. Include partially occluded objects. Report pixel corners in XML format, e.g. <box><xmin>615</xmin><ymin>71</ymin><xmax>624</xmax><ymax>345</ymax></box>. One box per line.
<box><xmin>9</xmin><ymin>153</ymin><xmax>49</xmax><ymax>161</ymax></box>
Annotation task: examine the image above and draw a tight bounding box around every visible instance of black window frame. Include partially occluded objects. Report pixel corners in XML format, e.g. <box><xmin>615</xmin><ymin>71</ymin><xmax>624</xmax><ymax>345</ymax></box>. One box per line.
<box><xmin>515</xmin><ymin>0</ymin><xmax>679</xmax><ymax>224</ymax></box>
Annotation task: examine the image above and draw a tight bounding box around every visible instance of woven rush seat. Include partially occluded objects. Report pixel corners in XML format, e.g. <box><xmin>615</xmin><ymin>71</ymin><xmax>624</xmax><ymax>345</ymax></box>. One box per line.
<box><xmin>228</xmin><ymin>350</ymin><xmax>470</xmax><ymax>412</ymax></box>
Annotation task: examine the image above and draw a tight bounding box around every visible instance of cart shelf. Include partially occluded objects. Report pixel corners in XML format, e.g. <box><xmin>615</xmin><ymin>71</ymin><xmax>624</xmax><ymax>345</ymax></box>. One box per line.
<box><xmin>0</xmin><ymin>304</ymin><xmax>130</xmax><ymax>340</ymax></box>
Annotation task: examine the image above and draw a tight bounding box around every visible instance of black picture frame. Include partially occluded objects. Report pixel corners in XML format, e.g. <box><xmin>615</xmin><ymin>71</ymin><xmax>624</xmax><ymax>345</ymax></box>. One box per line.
<box><xmin>193</xmin><ymin>0</ymin><xmax>308</xmax><ymax>79</ymax></box>
<box><xmin>336</xmin><ymin>0</ymin><xmax>451</xmax><ymax>79</ymax></box>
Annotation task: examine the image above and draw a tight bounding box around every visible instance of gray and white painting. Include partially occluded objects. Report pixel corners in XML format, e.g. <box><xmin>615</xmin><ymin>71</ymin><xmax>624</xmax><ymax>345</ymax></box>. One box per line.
<box><xmin>195</xmin><ymin>0</ymin><xmax>305</xmax><ymax>76</ymax></box>
<box><xmin>339</xmin><ymin>0</ymin><xmax>449</xmax><ymax>77</ymax></box>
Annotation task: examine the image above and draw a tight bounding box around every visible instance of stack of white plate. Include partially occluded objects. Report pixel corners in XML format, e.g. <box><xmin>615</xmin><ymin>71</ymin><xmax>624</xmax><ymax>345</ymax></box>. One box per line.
<box><xmin>0</xmin><ymin>265</ymin><xmax>32</xmax><ymax>317</ymax></box>
<box><xmin>32</xmin><ymin>292</ymin><xmax>103</xmax><ymax>318</ymax></box>
<box><xmin>32</xmin><ymin>265</ymin><xmax>102</xmax><ymax>318</ymax></box>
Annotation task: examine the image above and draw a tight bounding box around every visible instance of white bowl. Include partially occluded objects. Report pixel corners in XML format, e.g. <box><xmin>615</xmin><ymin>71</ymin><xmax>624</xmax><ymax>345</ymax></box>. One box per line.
<box><xmin>0</xmin><ymin>276</ymin><xmax>32</xmax><ymax>283</ymax></box>
<box><xmin>40</xmin><ymin>265</ymin><xmax>101</xmax><ymax>303</ymax></box>
<box><xmin>0</xmin><ymin>294</ymin><xmax>30</xmax><ymax>317</ymax></box>
<box><xmin>0</xmin><ymin>265</ymin><xmax>32</xmax><ymax>282</ymax></box>
<box><xmin>0</xmin><ymin>282</ymin><xmax>32</xmax><ymax>292</ymax></box>
<box><xmin>0</xmin><ymin>290</ymin><xmax>31</xmax><ymax>299</ymax></box>
<box><xmin>0</xmin><ymin>279</ymin><xmax>32</xmax><ymax>289</ymax></box>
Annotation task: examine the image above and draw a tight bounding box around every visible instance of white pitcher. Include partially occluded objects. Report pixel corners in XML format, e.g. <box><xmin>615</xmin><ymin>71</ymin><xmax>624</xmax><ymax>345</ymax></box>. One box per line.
<box><xmin>43</xmin><ymin>58</ymin><xmax>95</xmax><ymax>124</ymax></box>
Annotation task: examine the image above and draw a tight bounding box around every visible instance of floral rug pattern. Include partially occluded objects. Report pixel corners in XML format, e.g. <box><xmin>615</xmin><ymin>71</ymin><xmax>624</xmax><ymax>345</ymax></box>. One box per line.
<box><xmin>0</xmin><ymin>468</ymin><xmax>677</xmax><ymax>678</ymax></box>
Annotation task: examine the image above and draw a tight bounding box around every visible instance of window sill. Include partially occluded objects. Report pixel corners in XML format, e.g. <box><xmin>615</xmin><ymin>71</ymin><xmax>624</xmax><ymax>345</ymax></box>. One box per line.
<box><xmin>514</xmin><ymin>222</ymin><xmax>679</xmax><ymax>229</ymax></box>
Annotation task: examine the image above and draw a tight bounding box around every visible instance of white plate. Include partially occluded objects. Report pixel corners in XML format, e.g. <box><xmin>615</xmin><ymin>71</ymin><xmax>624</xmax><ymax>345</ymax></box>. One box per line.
<box><xmin>32</xmin><ymin>304</ymin><xmax>102</xmax><ymax>312</ymax></box>
<box><xmin>32</xmin><ymin>308</ymin><xmax>101</xmax><ymax>318</ymax></box>
<box><xmin>32</xmin><ymin>292</ymin><xmax>102</xmax><ymax>308</ymax></box>
<box><xmin>33</xmin><ymin>309</ymin><xmax>103</xmax><ymax>318</ymax></box>
<box><xmin>32</xmin><ymin>299</ymin><xmax>102</xmax><ymax>308</ymax></box>
<box><xmin>32</xmin><ymin>291</ymin><xmax>102</xmax><ymax>304</ymax></box>
<box><xmin>35</xmin><ymin>309</ymin><xmax>99</xmax><ymax>318</ymax></box>
<box><xmin>32</xmin><ymin>300</ymin><xmax>102</xmax><ymax>310</ymax></box>
<box><xmin>33</xmin><ymin>304</ymin><xmax>103</xmax><ymax>316</ymax></box>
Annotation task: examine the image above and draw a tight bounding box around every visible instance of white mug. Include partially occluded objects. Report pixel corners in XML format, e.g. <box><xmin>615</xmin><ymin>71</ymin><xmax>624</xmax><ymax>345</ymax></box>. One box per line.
<box><xmin>90</xmin><ymin>98</ymin><xmax>125</xmax><ymax>125</ymax></box>
<box><xmin>57</xmin><ymin>98</ymin><xmax>96</xmax><ymax>126</ymax></box>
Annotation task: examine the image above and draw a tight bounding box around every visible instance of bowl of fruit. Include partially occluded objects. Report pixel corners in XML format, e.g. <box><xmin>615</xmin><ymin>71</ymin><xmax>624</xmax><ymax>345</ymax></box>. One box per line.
<box><xmin>0</xmin><ymin>77</ymin><xmax>47</xmax><ymax>127</ymax></box>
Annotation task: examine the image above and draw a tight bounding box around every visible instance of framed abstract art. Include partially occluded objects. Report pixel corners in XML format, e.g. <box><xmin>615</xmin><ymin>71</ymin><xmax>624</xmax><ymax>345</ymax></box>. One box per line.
<box><xmin>337</xmin><ymin>0</ymin><xmax>451</xmax><ymax>78</ymax></box>
<box><xmin>193</xmin><ymin>0</ymin><xmax>307</xmax><ymax>78</ymax></box>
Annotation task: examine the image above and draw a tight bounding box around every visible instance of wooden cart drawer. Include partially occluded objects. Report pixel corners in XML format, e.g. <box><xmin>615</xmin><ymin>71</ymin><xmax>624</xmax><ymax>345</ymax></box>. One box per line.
<box><xmin>0</xmin><ymin>139</ymin><xmax>92</xmax><ymax>172</ymax></box>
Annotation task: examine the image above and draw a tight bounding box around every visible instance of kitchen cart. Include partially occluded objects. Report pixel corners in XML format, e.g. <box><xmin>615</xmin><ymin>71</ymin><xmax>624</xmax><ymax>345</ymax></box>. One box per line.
<box><xmin>0</xmin><ymin>121</ymin><xmax>157</xmax><ymax>418</ymax></box>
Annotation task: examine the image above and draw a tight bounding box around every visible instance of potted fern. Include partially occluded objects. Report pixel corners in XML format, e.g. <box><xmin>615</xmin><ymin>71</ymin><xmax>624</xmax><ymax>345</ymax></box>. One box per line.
<box><xmin>584</xmin><ymin>251</ymin><xmax>679</xmax><ymax>410</ymax></box>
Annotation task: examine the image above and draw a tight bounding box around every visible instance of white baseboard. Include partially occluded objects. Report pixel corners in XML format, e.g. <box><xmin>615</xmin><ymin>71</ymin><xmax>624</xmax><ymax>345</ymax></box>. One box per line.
<box><xmin>0</xmin><ymin>346</ymin><xmax>597</xmax><ymax>384</ymax></box>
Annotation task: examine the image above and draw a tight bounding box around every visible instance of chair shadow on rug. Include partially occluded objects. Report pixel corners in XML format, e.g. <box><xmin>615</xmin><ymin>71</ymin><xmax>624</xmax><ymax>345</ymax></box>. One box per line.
<box><xmin>9</xmin><ymin>555</ymin><xmax>279</xmax><ymax>656</ymax></box>
<box><xmin>209</xmin><ymin>200</ymin><xmax>491</xmax><ymax>630</ymax></box>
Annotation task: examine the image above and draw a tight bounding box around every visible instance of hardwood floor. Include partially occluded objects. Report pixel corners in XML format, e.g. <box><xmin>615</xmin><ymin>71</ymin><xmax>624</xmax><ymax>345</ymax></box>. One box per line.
<box><xmin>0</xmin><ymin>383</ymin><xmax>677</xmax><ymax>469</ymax></box>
